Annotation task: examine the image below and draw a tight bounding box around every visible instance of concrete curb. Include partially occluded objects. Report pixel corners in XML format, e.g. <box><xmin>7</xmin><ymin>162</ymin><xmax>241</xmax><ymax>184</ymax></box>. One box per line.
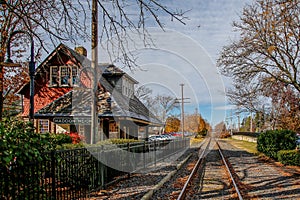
<box><xmin>141</xmin><ymin>154</ymin><xmax>192</xmax><ymax>200</ymax></box>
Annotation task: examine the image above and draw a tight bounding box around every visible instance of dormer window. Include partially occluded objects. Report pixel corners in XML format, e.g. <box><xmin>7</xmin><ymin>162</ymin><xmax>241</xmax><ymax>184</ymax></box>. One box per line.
<box><xmin>50</xmin><ymin>65</ymin><xmax>78</xmax><ymax>87</ymax></box>
<box><xmin>122</xmin><ymin>76</ymin><xmax>135</xmax><ymax>98</ymax></box>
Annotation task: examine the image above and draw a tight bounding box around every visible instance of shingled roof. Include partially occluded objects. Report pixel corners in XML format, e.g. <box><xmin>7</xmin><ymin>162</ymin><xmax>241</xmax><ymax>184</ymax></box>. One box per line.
<box><xmin>35</xmin><ymin>75</ymin><xmax>162</xmax><ymax>126</ymax></box>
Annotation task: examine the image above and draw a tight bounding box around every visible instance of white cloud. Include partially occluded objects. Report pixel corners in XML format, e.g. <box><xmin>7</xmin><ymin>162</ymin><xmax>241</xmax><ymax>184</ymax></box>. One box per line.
<box><xmin>214</xmin><ymin>104</ymin><xmax>237</xmax><ymax>111</ymax></box>
<box><xmin>96</xmin><ymin>0</ymin><xmax>254</xmax><ymax>125</ymax></box>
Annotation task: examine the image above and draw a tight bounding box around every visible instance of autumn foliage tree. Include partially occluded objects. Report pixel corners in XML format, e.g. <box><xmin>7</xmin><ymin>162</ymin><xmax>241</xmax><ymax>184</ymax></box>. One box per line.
<box><xmin>265</xmin><ymin>81</ymin><xmax>300</xmax><ymax>131</ymax></box>
<box><xmin>184</xmin><ymin>112</ymin><xmax>211</xmax><ymax>134</ymax></box>
<box><xmin>214</xmin><ymin>121</ymin><xmax>230</xmax><ymax>138</ymax></box>
<box><xmin>217</xmin><ymin>0</ymin><xmax>300</xmax><ymax>131</ymax></box>
<box><xmin>164</xmin><ymin>117</ymin><xmax>180</xmax><ymax>133</ymax></box>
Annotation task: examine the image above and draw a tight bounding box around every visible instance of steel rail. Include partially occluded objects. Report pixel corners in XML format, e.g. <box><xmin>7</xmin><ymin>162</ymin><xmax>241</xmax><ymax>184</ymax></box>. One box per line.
<box><xmin>216</xmin><ymin>140</ymin><xmax>243</xmax><ymax>200</ymax></box>
<box><xmin>177</xmin><ymin>138</ymin><xmax>211</xmax><ymax>200</ymax></box>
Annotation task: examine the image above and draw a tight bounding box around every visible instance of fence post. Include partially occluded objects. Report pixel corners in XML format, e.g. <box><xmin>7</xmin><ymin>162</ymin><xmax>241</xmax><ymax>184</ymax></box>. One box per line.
<box><xmin>51</xmin><ymin>151</ymin><xmax>56</xmax><ymax>199</ymax></box>
<box><xmin>100</xmin><ymin>145</ymin><xmax>105</xmax><ymax>188</ymax></box>
<box><xmin>127</xmin><ymin>143</ymin><xmax>131</xmax><ymax>178</ymax></box>
<box><xmin>154</xmin><ymin>141</ymin><xmax>157</xmax><ymax>167</ymax></box>
<box><xmin>143</xmin><ymin>141</ymin><xmax>146</xmax><ymax>170</ymax></box>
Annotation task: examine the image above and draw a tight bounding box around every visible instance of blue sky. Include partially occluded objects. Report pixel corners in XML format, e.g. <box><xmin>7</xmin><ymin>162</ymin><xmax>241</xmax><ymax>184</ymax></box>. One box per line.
<box><xmin>96</xmin><ymin>0</ymin><xmax>253</xmax><ymax>126</ymax></box>
<box><xmin>42</xmin><ymin>0</ymin><xmax>252</xmax><ymax>126</ymax></box>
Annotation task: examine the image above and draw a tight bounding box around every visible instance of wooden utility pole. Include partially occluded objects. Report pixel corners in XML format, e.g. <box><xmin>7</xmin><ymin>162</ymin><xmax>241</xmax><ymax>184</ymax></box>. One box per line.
<box><xmin>180</xmin><ymin>84</ymin><xmax>184</xmax><ymax>138</ymax></box>
<box><xmin>91</xmin><ymin>0</ymin><xmax>98</xmax><ymax>144</ymax></box>
<box><xmin>230</xmin><ymin>109</ymin><xmax>233</xmax><ymax>135</ymax></box>
<box><xmin>237</xmin><ymin>113</ymin><xmax>240</xmax><ymax>132</ymax></box>
<box><xmin>250</xmin><ymin>111</ymin><xmax>253</xmax><ymax>132</ymax></box>
<box><xmin>175</xmin><ymin>84</ymin><xmax>190</xmax><ymax>138</ymax></box>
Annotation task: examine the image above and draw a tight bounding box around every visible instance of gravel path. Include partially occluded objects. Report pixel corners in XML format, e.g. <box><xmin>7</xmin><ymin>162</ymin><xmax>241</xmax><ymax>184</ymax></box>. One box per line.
<box><xmin>150</xmin><ymin>147</ymin><xmax>200</xmax><ymax>199</ymax></box>
<box><xmin>218</xmin><ymin>139</ymin><xmax>300</xmax><ymax>199</ymax></box>
<box><xmin>89</xmin><ymin>146</ymin><xmax>198</xmax><ymax>200</ymax></box>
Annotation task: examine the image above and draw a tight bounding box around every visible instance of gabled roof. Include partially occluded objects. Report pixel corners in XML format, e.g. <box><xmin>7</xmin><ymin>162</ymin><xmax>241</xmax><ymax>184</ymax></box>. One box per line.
<box><xmin>18</xmin><ymin>43</ymin><xmax>139</xmax><ymax>94</ymax></box>
<box><xmin>18</xmin><ymin>43</ymin><xmax>87</xmax><ymax>94</ymax></box>
<box><xmin>35</xmin><ymin>76</ymin><xmax>162</xmax><ymax>125</ymax></box>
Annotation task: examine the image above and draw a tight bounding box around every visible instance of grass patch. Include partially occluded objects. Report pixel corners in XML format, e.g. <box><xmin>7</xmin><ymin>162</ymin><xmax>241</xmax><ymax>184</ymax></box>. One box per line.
<box><xmin>190</xmin><ymin>137</ymin><xmax>204</xmax><ymax>147</ymax></box>
<box><xmin>224</xmin><ymin>138</ymin><xmax>259</xmax><ymax>155</ymax></box>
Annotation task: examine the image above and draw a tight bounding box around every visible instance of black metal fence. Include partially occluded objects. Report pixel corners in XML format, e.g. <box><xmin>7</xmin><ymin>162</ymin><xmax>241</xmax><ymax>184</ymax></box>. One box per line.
<box><xmin>1</xmin><ymin>138</ymin><xmax>189</xmax><ymax>199</ymax></box>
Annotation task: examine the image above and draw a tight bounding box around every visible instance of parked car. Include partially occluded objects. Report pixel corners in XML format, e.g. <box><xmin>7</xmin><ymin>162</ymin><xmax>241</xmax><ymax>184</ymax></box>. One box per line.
<box><xmin>148</xmin><ymin>135</ymin><xmax>164</xmax><ymax>141</ymax></box>
<box><xmin>170</xmin><ymin>132</ymin><xmax>183</xmax><ymax>137</ymax></box>
<box><xmin>148</xmin><ymin>134</ymin><xmax>176</xmax><ymax>141</ymax></box>
<box><xmin>161</xmin><ymin>133</ymin><xmax>176</xmax><ymax>140</ymax></box>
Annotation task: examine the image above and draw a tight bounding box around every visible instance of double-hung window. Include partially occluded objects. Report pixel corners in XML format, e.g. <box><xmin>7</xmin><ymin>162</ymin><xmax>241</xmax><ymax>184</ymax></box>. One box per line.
<box><xmin>50</xmin><ymin>65</ymin><xmax>78</xmax><ymax>87</ymax></box>
<box><xmin>60</xmin><ymin>66</ymin><xmax>71</xmax><ymax>86</ymax></box>
<box><xmin>39</xmin><ymin>119</ymin><xmax>49</xmax><ymax>133</ymax></box>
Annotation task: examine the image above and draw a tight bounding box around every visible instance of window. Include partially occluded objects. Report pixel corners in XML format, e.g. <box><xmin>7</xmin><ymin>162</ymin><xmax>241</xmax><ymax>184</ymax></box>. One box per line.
<box><xmin>109</xmin><ymin>122</ymin><xmax>118</xmax><ymax>132</ymax></box>
<box><xmin>78</xmin><ymin>125</ymin><xmax>85</xmax><ymax>135</ymax></box>
<box><xmin>50</xmin><ymin>65</ymin><xmax>78</xmax><ymax>87</ymax></box>
<box><xmin>39</xmin><ymin>119</ymin><xmax>49</xmax><ymax>133</ymax></box>
<box><xmin>50</xmin><ymin>66</ymin><xmax>58</xmax><ymax>86</ymax></box>
<box><xmin>60</xmin><ymin>66</ymin><xmax>70</xmax><ymax>86</ymax></box>
<box><xmin>121</xmin><ymin>77</ymin><xmax>135</xmax><ymax>97</ymax></box>
<box><xmin>72</xmin><ymin>66</ymin><xmax>78</xmax><ymax>85</ymax></box>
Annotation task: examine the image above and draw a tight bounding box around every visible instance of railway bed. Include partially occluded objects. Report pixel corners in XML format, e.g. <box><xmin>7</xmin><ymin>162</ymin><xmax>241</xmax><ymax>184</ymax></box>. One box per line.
<box><xmin>91</xmin><ymin>138</ymin><xmax>300</xmax><ymax>199</ymax></box>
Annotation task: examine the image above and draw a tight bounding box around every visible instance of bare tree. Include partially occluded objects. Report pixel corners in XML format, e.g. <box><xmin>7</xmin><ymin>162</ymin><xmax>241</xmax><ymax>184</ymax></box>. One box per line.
<box><xmin>0</xmin><ymin>0</ymin><xmax>187</xmax><ymax>118</ymax></box>
<box><xmin>218</xmin><ymin>0</ymin><xmax>300</xmax><ymax>93</ymax></box>
<box><xmin>136</xmin><ymin>86</ymin><xmax>179</xmax><ymax>124</ymax></box>
<box><xmin>217</xmin><ymin>0</ymin><xmax>300</xmax><ymax>131</ymax></box>
<box><xmin>152</xmin><ymin>95</ymin><xmax>179</xmax><ymax>123</ymax></box>
<box><xmin>135</xmin><ymin>84</ymin><xmax>153</xmax><ymax>103</ymax></box>
<box><xmin>214</xmin><ymin>121</ymin><xmax>228</xmax><ymax>137</ymax></box>
<box><xmin>0</xmin><ymin>0</ymin><xmax>91</xmax><ymax>119</ymax></box>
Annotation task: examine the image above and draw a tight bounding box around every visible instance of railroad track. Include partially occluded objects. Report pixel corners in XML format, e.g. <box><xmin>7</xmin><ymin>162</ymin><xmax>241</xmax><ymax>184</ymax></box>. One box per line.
<box><xmin>151</xmin><ymin>137</ymin><xmax>241</xmax><ymax>199</ymax></box>
<box><xmin>176</xmin><ymin>137</ymin><xmax>243</xmax><ymax>200</ymax></box>
<box><xmin>91</xmin><ymin>137</ymin><xmax>300</xmax><ymax>199</ymax></box>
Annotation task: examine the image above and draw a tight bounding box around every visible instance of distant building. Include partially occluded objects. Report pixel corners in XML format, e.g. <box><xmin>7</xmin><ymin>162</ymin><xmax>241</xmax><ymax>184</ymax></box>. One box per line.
<box><xmin>18</xmin><ymin>43</ymin><xmax>161</xmax><ymax>143</ymax></box>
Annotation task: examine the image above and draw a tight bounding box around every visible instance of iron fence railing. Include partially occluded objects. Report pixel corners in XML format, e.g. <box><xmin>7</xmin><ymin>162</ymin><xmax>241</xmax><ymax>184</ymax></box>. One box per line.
<box><xmin>1</xmin><ymin>138</ymin><xmax>189</xmax><ymax>199</ymax></box>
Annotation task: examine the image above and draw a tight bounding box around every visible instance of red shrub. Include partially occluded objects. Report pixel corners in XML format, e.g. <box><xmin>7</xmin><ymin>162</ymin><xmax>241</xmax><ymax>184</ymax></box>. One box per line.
<box><xmin>65</xmin><ymin>132</ymin><xmax>85</xmax><ymax>144</ymax></box>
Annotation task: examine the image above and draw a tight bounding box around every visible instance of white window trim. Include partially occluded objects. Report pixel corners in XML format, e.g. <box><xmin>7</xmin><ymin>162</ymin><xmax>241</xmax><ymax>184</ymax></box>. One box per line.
<box><xmin>50</xmin><ymin>66</ymin><xmax>58</xmax><ymax>87</ymax></box>
<box><xmin>39</xmin><ymin>119</ymin><xmax>49</xmax><ymax>133</ymax></box>
<box><xmin>50</xmin><ymin>65</ymin><xmax>78</xmax><ymax>87</ymax></box>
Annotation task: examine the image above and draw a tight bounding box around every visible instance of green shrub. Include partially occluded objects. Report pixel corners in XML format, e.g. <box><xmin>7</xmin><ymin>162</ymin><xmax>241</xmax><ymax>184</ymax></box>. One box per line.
<box><xmin>277</xmin><ymin>150</ymin><xmax>300</xmax><ymax>166</ymax></box>
<box><xmin>96</xmin><ymin>138</ymin><xmax>141</xmax><ymax>145</ymax></box>
<box><xmin>195</xmin><ymin>129</ymin><xmax>207</xmax><ymax>138</ymax></box>
<box><xmin>0</xmin><ymin>117</ymin><xmax>56</xmax><ymax>197</ymax></box>
<box><xmin>0</xmin><ymin>118</ymin><xmax>55</xmax><ymax>167</ymax></box>
<box><xmin>257</xmin><ymin>130</ymin><xmax>296</xmax><ymax>159</ymax></box>
<box><xmin>56</xmin><ymin>142</ymin><xmax>85</xmax><ymax>150</ymax></box>
<box><xmin>50</xmin><ymin>133</ymin><xmax>72</xmax><ymax>145</ymax></box>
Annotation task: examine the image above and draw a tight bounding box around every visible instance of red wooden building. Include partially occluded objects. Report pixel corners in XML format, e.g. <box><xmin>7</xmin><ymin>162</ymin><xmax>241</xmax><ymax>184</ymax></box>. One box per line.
<box><xmin>18</xmin><ymin>44</ymin><xmax>161</xmax><ymax>143</ymax></box>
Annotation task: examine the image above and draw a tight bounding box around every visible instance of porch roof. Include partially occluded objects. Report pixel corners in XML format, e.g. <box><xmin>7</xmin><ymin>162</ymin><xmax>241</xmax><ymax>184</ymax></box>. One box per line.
<box><xmin>35</xmin><ymin>76</ymin><xmax>162</xmax><ymax>126</ymax></box>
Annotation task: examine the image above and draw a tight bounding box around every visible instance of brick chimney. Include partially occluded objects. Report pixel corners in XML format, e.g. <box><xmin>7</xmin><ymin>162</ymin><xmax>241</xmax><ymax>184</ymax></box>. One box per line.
<box><xmin>74</xmin><ymin>46</ymin><xmax>87</xmax><ymax>57</ymax></box>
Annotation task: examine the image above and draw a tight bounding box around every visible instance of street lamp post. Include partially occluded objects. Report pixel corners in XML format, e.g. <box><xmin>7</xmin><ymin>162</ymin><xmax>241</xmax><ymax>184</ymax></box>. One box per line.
<box><xmin>3</xmin><ymin>30</ymin><xmax>35</xmax><ymax>122</ymax></box>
